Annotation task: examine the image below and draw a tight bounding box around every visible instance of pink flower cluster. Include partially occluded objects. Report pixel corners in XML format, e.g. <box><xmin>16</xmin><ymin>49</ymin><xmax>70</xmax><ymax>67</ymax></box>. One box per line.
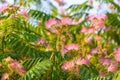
<box><xmin>18</xmin><ymin>9</ymin><xmax>28</xmax><ymax>18</ymax></box>
<box><xmin>9</xmin><ymin>61</ymin><xmax>26</xmax><ymax>76</ymax></box>
<box><xmin>107</xmin><ymin>62</ymin><xmax>118</xmax><ymax>73</ymax></box>
<box><xmin>36</xmin><ymin>38</ymin><xmax>46</xmax><ymax>46</ymax></box>
<box><xmin>61</xmin><ymin>57</ymin><xmax>90</xmax><ymax>71</ymax></box>
<box><xmin>45</xmin><ymin>17</ymin><xmax>72</xmax><ymax>33</ymax></box>
<box><xmin>61</xmin><ymin>43</ymin><xmax>79</xmax><ymax>56</ymax></box>
<box><xmin>80</xmin><ymin>27</ymin><xmax>94</xmax><ymax>34</ymax></box>
<box><xmin>0</xmin><ymin>4</ymin><xmax>8</xmax><ymax>12</ymax></box>
<box><xmin>45</xmin><ymin>17</ymin><xmax>84</xmax><ymax>33</ymax></box>
<box><xmin>54</xmin><ymin>0</ymin><xmax>66</xmax><ymax>6</ymax></box>
<box><xmin>114</xmin><ymin>46</ymin><xmax>120</xmax><ymax>62</ymax></box>
<box><xmin>1</xmin><ymin>73</ymin><xmax>9</xmax><ymax>80</ymax></box>
<box><xmin>88</xmin><ymin>14</ymin><xmax>107</xmax><ymax>29</ymax></box>
<box><xmin>5</xmin><ymin>57</ymin><xmax>26</xmax><ymax>77</ymax></box>
<box><xmin>100</xmin><ymin>57</ymin><xmax>111</xmax><ymax>66</ymax></box>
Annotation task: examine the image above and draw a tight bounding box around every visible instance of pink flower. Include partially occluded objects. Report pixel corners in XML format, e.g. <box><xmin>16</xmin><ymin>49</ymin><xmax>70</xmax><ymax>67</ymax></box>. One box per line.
<box><xmin>87</xmin><ymin>27</ymin><xmax>94</xmax><ymax>33</ymax></box>
<box><xmin>100</xmin><ymin>57</ymin><xmax>111</xmax><ymax>65</ymax></box>
<box><xmin>64</xmin><ymin>43</ymin><xmax>79</xmax><ymax>52</ymax></box>
<box><xmin>45</xmin><ymin>18</ymin><xmax>57</xmax><ymax>28</ymax></box>
<box><xmin>9</xmin><ymin>61</ymin><xmax>18</xmax><ymax>69</ymax></box>
<box><xmin>90</xmin><ymin>48</ymin><xmax>98</xmax><ymax>54</ymax></box>
<box><xmin>0</xmin><ymin>4</ymin><xmax>8</xmax><ymax>12</ymax></box>
<box><xmin>107</xmin><ymin>63</ymin><xmax>117</xmax><ymax>73</ymax></box>
<box><xmin>75</xmin><ymin>58</ymin><xmax>90</xmax><ymax>66</ymax></box>
<box><xmin>87</xmin><ymin>14</ymin><xmax>97</xmax><ymax>20</ymax></box>
<box><xmin>36</xmin><ymin>38</ymin><xmax>46</xmax><ymax>45</ymax></box>
<box><xmin>85</xmin><ymin>54</ymin><xmax>92</xmax><ymax>60</ymax></box>
<box><xmin>97</xmin><ymin>14</ymin><xmax>107</xmax><ymax>20</ymax></box>
<box><xmin>61</xmin><ymin>60</ymin><xmax>75</xmax><ymax>71</ymax></box>
<box><xmin>80</xmin><ymin>27</ymin><xmax>94</xmax><ymax>34</ymax></box>
<box><xmin>80</xmin><ymin>27</ymin><xmax>88</xmax><ymax>33</ymax></box>
<box><xmin>114</xmin><ymin>46</ymin><xmax>120</xmax><ymax>62</ymax></box>
<box><xmin>85</xmin><ymin>38</ymin><xmax>92</xmax><ymax>44</ymax></box>
<box><xmin>16</xmin><ymin>64</ymin><xmax>26</xmax><ymax>76</ymax></box>
<box><xmin>9</xmin><ymin>61</ymin><xmax>26</xmax><ymax>76</ymax></box>
<box><xmin>1</xmin><ymin>73</ymin><xmax>9</xmax><ymax>80</ymax></box>
<box><xmin>88</xmin><ymin>14</ymin><xmax>107</xmax><ymax>21</ymax></box>
<box><xmin>50</xmin><ymin>28</ymin><xmax>58</xmax><ymax>33</ymax></box>
<box><xmin>60</xmin><ymin>17</ymin><xmax>72</xmax><ymax>25</ymax></box>
<box><xmin>19</xmin><ymin>9</ymin><xmax>28</xmax><ymax>18</ymax></box>
<box><xmin>54</xmin><ymin>0</ymin><xmax>66</xmax><ymax>6</ymax></box>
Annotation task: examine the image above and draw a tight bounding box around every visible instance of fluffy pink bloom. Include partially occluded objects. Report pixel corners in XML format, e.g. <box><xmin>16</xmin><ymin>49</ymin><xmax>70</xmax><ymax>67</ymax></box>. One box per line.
<box><xmin>87</xmin><ymin>27</ymin><xmax>94</xmax><ymax>33</ymax></box>
<box><xmin>0</xmin><ymin>4</ymin><xmax>8</xmax><ymax>12</ymax></box>
<box><xmin>75</xmin><ymin>58</ymin><xmax>90</xmax><ymax>66</ymax></box>
<box><xmin>64</xmin><ymin>43</ymin><xmax>79</xmax><ymax>51</ymax></box>
<box><xmin>114</xmin><ymin>46</ymin><xmax>120</xmax><ymax>62</ymax></box>
<box><xmin>1</xmin><ymin>73</ymin><xmax>9</xmax><ymax>80</ymax></box>
<box><xmin>50</xmin><ymin>28</ymin><xmax>58</xmax><ymax>33</ymax></box>
<box><xmin>107</xmin><ymin>63</ymin><xmax>117</xmax><ymax>73</ymax></box>
<box><xmin>80</xmin><ymin>27</ymin><xmax>88</xmax><ymax>33</ymax></box>
<box><xmin>54</xmin><ymin>0</ymin><xmax>66</xmax><ymax>6</ymax></box>
<box><xmin>61</xmin><ymin>60</ymin><xmax>75</xmax><ymax>71</ymax></box>
<box><xmin>45</xmin><ymin>18</ymin><xmax>57</xmax><ymax>28</ymax></box>
<box><xmin>16</xmin><ymin>64</ymin><xmax>26</xmax><ymax>76</ymax></box>
<box><xmin>88</xmin><ymin>14</ymin><xmax>106</xmax><ymax>29</ymax></box>
<box><xmin>88</xmin><ymin>14</ymin><xmax>107</xmax><ymax>21</ymax></box>
<box><xmin>36</xmin><ymin>38</ymin><xmax>46</xmax><ymax>45</ymax></box>
<box><xmin>19</xmin><ymin>9</ymin><xmax>28</xmax><ymax>18</ymax></box>
<box><xmin>9</xmin><ymin>61</ymin><xmax>26</xmax><ymax>76</ymax></box>
<box><xmin>90</xmin><ymin>48</ymin><xmax>98</xmax><ymax>54</ymax></box>
<box><xmin>81</xmin><ymin>27</ymin><xmax>94</xmax><ymax>34</ymax></box>
<box><xmin>97</xmin><ymin>14</ymin><xmax>107</xmax><ymax>20</ymax></box>
<box><xmin>60</xmin><ymin>17</ymin><xmax>72</xmax><ymax>25</ymax></box>
<box><xmin>85</xmin><ymin>54</ymin><xmax>92</xmax><ymax>60</ymax></box>
<box><xmin>85</xmin><ymin>38</ymin><xmax>91</xmax><ymax>44</ymax></box>
<box><xmin>9</xmin><ymin>61</ymin><xmax>19</xmax><ymax>69</ymax></box>
<box><xmin>94</xmin><ymin>20</ymin><xmax>104</xmax><ymax>29</ymax></box>
<box><xmin>87</xmin><ymin>14</ymin><xmax>97</xmax><ymax>20</ymax></box>
<box><xmin>100</xmin><ymin>57</ymin><xmax>111</xmax><ymax>65</ymax></box>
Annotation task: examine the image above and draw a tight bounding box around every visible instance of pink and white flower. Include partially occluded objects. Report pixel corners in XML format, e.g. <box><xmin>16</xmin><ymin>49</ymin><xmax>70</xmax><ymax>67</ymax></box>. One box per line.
<box><xmin>75</xmin><ymin>58</ymin><xmax>90</xmax><ymax>66</ymax></box>
<box><xmin>1</xmin><ymin>73</ymin><xmax>9</xmax><ymax>80</ymax></box>
<box><xmin>45</xmin><ymin>18</ymin><xmax>57</xmax><ymax>28</ymax></box>
<box><xmin>61</xmin><ymin>60</ymin><xmax>75</xmax><ymax>71</ymax></box>
<box><xmin>19</xmin><ymin>9</ymin><xmax>28</xmax><ymax>18</ymax></box>
<box><xmin>0</xmin><ymin>4</ymin><xmax>8</xmax><ymax>12</ymax></box>
<box><xmin>107</xmin><ymin>62</ymin><xmax>117</xmax><ymax>73</ymax></box>
<box><xmin>90</xmin><ymin>48</ymin><xmax>98</xmax><ymax>54</ymax></box>
<box><xmin>114</xmin><ymin>46</ymin><xmax>120</xmax><ymax>62</ymax></box>
<box><xmin>36</xmin><ymin>38</ymin><xmax>46</xmax><ymax>46</ymax></box>
<box><xmin>100</xmin><ymin>57</ymin><xmax>111</xmax><ymax>65</ymax></box>
<box><xmin>60</xmin><ymin>17</ymin><xmax>72</xmax><ymax>25</ymax></box>
<box><xmin>64</xmin><ymin>43</ymin><xmax>79</xmax><ymax>51</ymax></box>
